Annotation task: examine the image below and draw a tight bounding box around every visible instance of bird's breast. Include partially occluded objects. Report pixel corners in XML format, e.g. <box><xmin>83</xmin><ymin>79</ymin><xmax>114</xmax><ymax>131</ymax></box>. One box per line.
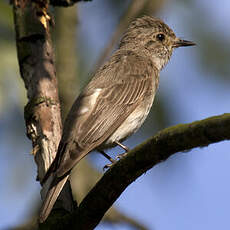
<box><xmin>104</xmin><ymin>93</ymin><xmax>155</xmax><ymax>147</ymax></box>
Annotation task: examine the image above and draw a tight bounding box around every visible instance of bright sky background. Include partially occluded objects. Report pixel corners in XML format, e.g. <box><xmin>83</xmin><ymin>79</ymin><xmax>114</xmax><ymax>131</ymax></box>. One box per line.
<box><xmin>1</xmin><ymin>0</ymin><xmax>230</xmax><ymax>229</ymax></box>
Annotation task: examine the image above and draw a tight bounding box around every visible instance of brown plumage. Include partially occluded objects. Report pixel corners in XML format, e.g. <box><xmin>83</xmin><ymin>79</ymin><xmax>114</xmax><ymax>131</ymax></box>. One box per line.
<box><xmin>39</xmin><ymin>16</ymin><xmax>195</xmax><ymax>223</ymax></box>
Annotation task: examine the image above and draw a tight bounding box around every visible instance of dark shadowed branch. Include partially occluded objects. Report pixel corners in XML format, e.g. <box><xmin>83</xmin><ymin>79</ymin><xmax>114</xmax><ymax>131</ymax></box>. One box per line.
<box><xmin>40</xmin><ymin>113</ymin><xmax>230</xmax><ymax>229</ymax></box>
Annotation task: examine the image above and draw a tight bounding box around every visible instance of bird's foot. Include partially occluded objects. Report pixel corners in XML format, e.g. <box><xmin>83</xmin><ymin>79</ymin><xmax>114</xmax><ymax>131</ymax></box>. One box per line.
<box><xmin>103</xmin><ymin>160</ymin><xmax>116</xmax><ymax>171</ymax></box>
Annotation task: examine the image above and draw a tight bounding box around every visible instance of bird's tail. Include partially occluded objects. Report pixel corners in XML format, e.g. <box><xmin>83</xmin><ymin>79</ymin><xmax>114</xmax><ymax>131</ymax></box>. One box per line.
<box><xmin>39</xmin><ymin>174</ymin><xmax>69</xmax><ymax>223</ymax></box>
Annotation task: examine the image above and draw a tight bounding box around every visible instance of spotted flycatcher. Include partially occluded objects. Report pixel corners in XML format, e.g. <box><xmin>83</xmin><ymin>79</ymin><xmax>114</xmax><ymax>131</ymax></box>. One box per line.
<box><xmin>39</xmin><ymin>15</ymin><xmax>195</xmax><ymax>222</ymax></box>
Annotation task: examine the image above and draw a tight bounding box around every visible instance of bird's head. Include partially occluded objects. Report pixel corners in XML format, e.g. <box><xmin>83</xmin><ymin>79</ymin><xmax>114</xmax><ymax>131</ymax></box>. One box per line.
<box><xmin>120</xmin><ymin>16</ymin><xmax>195</xmax><ymax>70</ymax></box>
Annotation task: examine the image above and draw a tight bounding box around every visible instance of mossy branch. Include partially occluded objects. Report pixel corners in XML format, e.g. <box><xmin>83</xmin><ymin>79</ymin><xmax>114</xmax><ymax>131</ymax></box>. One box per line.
<box><xmin>40</xmin><ymin>113</ymin><xmax>230</xmax><ymax>229</ymax></box>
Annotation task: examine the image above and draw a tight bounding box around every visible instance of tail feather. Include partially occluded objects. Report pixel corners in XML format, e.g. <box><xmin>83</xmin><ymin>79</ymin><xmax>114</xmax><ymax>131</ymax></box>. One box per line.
<box><xmin>39</xmin><ymin>174</ymin><xmax>69</xmax><ymax>223</ymax></box>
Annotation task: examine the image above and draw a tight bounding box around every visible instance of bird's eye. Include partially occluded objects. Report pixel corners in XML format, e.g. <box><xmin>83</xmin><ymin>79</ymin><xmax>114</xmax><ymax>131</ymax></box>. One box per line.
<box><xmin>156</xmin><ymin>33</ymin><xmax>165</xmax><ymax>41</ymax></box>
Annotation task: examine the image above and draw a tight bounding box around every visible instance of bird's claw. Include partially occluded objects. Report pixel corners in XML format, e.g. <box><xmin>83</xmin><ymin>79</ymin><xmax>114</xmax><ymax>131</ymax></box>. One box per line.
<box><xmin>103</xmin><ymin>152</ymin><xmax>128</xmax><ymax>171</ymax></box>
<box><xmin>103</xmin><ymin>162</ymin><xmax>116</xmax><ymax>171</ymax></box>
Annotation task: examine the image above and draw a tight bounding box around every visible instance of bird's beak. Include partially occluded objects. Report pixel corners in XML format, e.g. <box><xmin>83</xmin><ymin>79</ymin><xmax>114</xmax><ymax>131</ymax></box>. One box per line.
<box><xmin>173</xmin><ymin>38</ymin><xmax>196</xmax><ymax>48</ymax></box>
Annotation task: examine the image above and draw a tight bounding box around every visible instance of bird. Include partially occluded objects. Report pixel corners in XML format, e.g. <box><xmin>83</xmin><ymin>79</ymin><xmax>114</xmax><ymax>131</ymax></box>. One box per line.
<box><xmin>39</xmin><ymin>15</ymin><xmax>195</xmax><ymax>223</ymax></box>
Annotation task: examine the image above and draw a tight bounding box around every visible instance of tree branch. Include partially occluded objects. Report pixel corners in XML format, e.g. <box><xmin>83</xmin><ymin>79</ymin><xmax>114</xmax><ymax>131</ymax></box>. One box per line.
<box><xmin>13</xmin><ymin>0</ymin><xmax>61</xmax><ymax>181</ymax></box>
<box><xmin>13</xmin><ymin>0</ymin><xmax>74</xmax><ymax>214</ymax></box>
<box><xmin>40</xmin><ymin>113</ymin><xmax>230</xmax><ymax>229</ymax></box>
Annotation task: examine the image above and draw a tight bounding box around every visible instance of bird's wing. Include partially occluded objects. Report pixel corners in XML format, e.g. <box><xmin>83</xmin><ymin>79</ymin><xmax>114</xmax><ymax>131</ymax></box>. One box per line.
<box><xmin>56</xmin><ymin>51</ymin><xmax>158</xmax><ymax>177</ymax></box>
<box><xmin>39</xmin><ymin>52</ymin><xmax>158</xmax><ymax>222</ymax></box>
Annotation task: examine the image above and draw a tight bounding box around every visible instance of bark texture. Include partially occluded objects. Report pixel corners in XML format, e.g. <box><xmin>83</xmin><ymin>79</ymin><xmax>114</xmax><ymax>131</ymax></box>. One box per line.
<box><xmin>13</xmin><ymin>0</ymin><xmax>61</xmax><ymax>181</ymax></box>
<box><xmin>13</xmin><ymin>0</ymin><xmax>74</xmax><ymax>213</ymax></box>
